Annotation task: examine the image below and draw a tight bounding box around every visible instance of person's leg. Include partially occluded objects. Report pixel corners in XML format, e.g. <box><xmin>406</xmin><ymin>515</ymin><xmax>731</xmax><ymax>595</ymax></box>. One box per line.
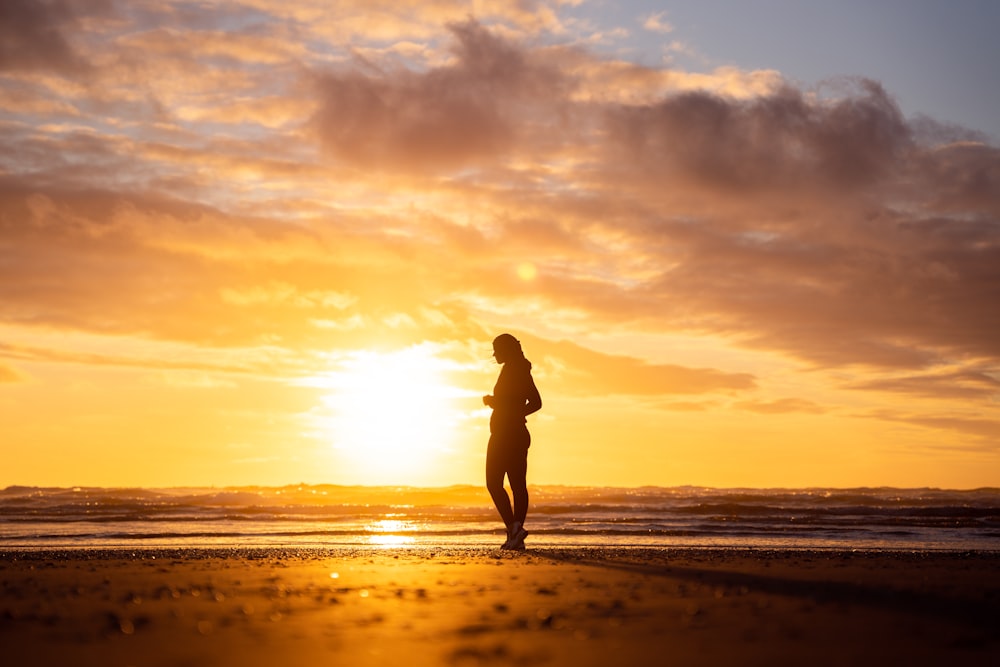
<box><xmin>509</xmin><ymin>430</ymin><xmax>530</xmax><ymax>525</ymax></box>
<box><xmin>485</xmin><ymin>434</ymin><xmax>514</xmax><ymax>528</ymax></box>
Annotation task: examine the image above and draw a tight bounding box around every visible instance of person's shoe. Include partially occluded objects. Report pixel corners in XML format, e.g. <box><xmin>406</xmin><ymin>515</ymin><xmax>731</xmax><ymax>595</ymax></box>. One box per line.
<box><xmin>500</xmin><ymin>523</ymin><xmax>514</xmax><ymax>549</ymax></box>
<box><xmin>507</xmin><ymin>522</ymin><xmax>528</xmax><ymax>551</ymax></box>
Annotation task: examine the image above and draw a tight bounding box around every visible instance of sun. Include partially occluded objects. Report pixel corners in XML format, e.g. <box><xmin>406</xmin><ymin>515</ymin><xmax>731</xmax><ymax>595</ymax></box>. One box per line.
<box><xmin>516</xmin><ymin>262</ymin><xmax>537</xmax><ymax>281</ymax></box>
<box><xmin>307</xmin><ymin>345</ymin><xmax>468</xmax><ymax>484</ymax></box>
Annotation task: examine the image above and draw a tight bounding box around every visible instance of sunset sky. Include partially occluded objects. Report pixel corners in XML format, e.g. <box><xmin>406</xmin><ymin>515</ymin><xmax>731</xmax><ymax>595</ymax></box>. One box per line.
<box><xmin>2</xmin><ymin>1</ymin><xmax>998</xmax><ymax>490</ymax></box>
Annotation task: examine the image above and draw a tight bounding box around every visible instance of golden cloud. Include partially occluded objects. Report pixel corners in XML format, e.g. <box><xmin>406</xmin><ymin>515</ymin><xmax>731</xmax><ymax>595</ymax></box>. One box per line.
<box><xmin>1</xmin><ymin>11</ymin><xmax>998</xmax><ymax>409</ymax></box>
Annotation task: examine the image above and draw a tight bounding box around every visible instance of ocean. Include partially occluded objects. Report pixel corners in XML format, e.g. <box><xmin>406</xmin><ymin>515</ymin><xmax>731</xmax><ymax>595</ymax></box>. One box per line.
<box><xmin>1</xmin><ymin>485</ymin><xmax>998</xmax><ymax>551</ymax></box>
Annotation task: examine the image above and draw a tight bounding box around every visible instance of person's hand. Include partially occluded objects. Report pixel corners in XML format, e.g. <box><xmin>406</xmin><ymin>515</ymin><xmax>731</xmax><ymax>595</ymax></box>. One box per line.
<box><xmin>482</xmin><ymin>394</ymin><xmax>494</xmax><ymax>407</ymax></box>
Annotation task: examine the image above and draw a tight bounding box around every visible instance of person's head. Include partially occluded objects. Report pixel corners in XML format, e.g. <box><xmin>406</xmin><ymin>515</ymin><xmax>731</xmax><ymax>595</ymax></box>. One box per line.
<box><xmin>492</xmin><ymin>333</ymin><xmax>523</xmax><ymax>364</ymax></box>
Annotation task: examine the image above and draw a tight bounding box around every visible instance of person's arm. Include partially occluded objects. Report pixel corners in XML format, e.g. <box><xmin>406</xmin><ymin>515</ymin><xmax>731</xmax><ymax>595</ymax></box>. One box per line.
<box><xmin>523</xmin><ymin>374</ymin><xmax>541</xmax><ymax>417</ymax></box>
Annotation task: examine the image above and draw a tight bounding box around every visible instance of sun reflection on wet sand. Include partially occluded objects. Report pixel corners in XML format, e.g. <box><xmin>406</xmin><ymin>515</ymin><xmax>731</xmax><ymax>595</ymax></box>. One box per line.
<box><xmin>366</xmin><ymin>518</ymin><xmax>417</xmax><ymax>546</ymax></box>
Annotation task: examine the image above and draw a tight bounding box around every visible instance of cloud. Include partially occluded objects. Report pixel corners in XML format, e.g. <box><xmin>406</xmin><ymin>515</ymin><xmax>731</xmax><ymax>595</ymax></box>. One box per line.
<box><xmin>0</xmin><ymin>178</ymin><xmax>336</xmax><ymax>347</ymax></box>
<box><xmin>304</xmin><ymin>25</ymin><xmax>1000</xmax><ymax>379</ymax></box>
<box><xmin>115</xmin><ymin>27</ymin><xmax>309</xmax><ymax>67</ymax></box>
<box><xmin>734</xmin><ymin>398</ymin><xmax>826</xmax><ymax>414</ymax></box>
<box><xmin>0</xmin><ymin>340</ymin><xmax>260</xmax><ymax>376</ymax></box>
<box><xmin>0</xmin><ymin>0</ymin><xmax>95</xmax><ymax>74</ymax></box>
<box><xmin>911</xmin><ymin>141</ymin><xmax>1000</xmax><ymax>215</ymax></box>
<box><xmin>220</xmin><ymin>283</ymin><xmax>356</xmax><ymax>310</ymax></box>
<box><xmin>604</xmin><ymin>79</ymin><xmax>911</xmax><ymax>193</ymax></box>
<box><xmin>642</xmin><ymin>12</ymin><xmax>674</xmax><ymax>34</ymax></box>
<box><xmin>525</xmin><ymin>337</ymin><xmax>756</xmax><ymax>396</ymax></box>
<box><xmin>849</xmin><ymin>370</ymin><xmax>1000</xmax><ymax>401</ymax></box>
<box><xmin>563</xmin><ymin>56</ymin><xmax>783</xmax><ymax>104</ymax></box>
<box><xmin>312</xmin><ymin>19</ymin><xmax>569</xmax><ymax>170</ymax></box>
<box><xmin>235</xmin><ymin>0</ymin><xmax>572</xmax><ymax>43</ymax></box>
<box><xmin>865</xmin><ymin>409</ymin><xmax>1000</xmax><ymax>446</ymax></box>
<box><xmin>0</xmin><ymin>172</ymin><xmax>501</xmax><ymax>354</ymax></box>
<box><xmin>545</xmin><ymin>79</ymin><xmax>998</xmax><ymax>369</ymax></box>
<box><xmin>2</xmin><ymin>12</ymin><xmax>999</xmax><ymax>395</ymax></box>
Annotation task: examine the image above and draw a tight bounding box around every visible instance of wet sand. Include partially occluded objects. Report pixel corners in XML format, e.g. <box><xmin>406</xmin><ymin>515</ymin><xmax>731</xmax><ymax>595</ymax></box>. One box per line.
<box><xmin>1</xmin><ymin>547</ymin><xmax>998</xmax><ymax>666</ymax></box>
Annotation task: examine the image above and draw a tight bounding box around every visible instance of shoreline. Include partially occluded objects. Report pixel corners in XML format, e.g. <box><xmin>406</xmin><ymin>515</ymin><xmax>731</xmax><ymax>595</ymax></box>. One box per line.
<box><xmin>4</xmin><ymin>543</ymin><xmax>1000</xmax><ymax>554</ymax></box>
<box><xmin>2</xmin><ymin>546</ymin><xmax>998</xmax><ymax>666</ymax></box>
<box><xmin>4</xmin><ymin>541</ymin><xmax>999</xmax><ymax>554</ymax></box>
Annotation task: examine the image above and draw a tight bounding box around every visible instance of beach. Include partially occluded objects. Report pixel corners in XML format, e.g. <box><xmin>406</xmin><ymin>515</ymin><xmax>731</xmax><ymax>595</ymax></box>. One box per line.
<box><xmin>1</xmin><ymin>547</ymin><xmax>997</xmax><ymax>666</ymax></box>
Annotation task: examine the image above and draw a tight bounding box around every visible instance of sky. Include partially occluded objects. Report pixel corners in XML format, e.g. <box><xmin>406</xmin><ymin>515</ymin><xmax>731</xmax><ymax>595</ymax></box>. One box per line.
<box><xmin>1</xmin><ymin>0</ymin><xmax>998</xmax><ymax>490</ymax></box>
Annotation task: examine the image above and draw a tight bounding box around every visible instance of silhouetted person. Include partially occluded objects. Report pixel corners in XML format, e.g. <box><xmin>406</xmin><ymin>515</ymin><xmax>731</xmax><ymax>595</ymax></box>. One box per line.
<box><xmin>483</xmin><ymin>333</ymin><xmax>542</xmax><ymax>550</ymax></box>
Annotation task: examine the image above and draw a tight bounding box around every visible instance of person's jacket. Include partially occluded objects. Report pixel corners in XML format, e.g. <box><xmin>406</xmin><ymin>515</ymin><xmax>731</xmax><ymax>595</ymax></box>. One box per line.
<box><xmin>490</xmin><ymin>357</ymin><xmax>542</xmax><ymax>434</ymax></box>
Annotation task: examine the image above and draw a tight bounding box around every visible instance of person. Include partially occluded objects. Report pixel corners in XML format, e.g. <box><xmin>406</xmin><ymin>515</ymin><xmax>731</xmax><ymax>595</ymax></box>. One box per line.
<box><xmin>483</xmin><ymin>333</ymin><xmax>542</xmax><ymax>550</ymax></box>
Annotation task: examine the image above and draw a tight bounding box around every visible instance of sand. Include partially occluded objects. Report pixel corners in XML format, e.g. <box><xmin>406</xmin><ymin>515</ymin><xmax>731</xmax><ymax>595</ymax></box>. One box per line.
<box><xmin>1</xmin><ymin>547</ymin><xmax>997</xmax><ymax>666</ymax></box>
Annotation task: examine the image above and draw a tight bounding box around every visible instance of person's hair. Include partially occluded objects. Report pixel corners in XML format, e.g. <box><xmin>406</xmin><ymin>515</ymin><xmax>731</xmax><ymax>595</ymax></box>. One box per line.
<box><xmin>493</xmin><ymin>333</ymin><xmax>523</xmax><ymax>358</ymax></box>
